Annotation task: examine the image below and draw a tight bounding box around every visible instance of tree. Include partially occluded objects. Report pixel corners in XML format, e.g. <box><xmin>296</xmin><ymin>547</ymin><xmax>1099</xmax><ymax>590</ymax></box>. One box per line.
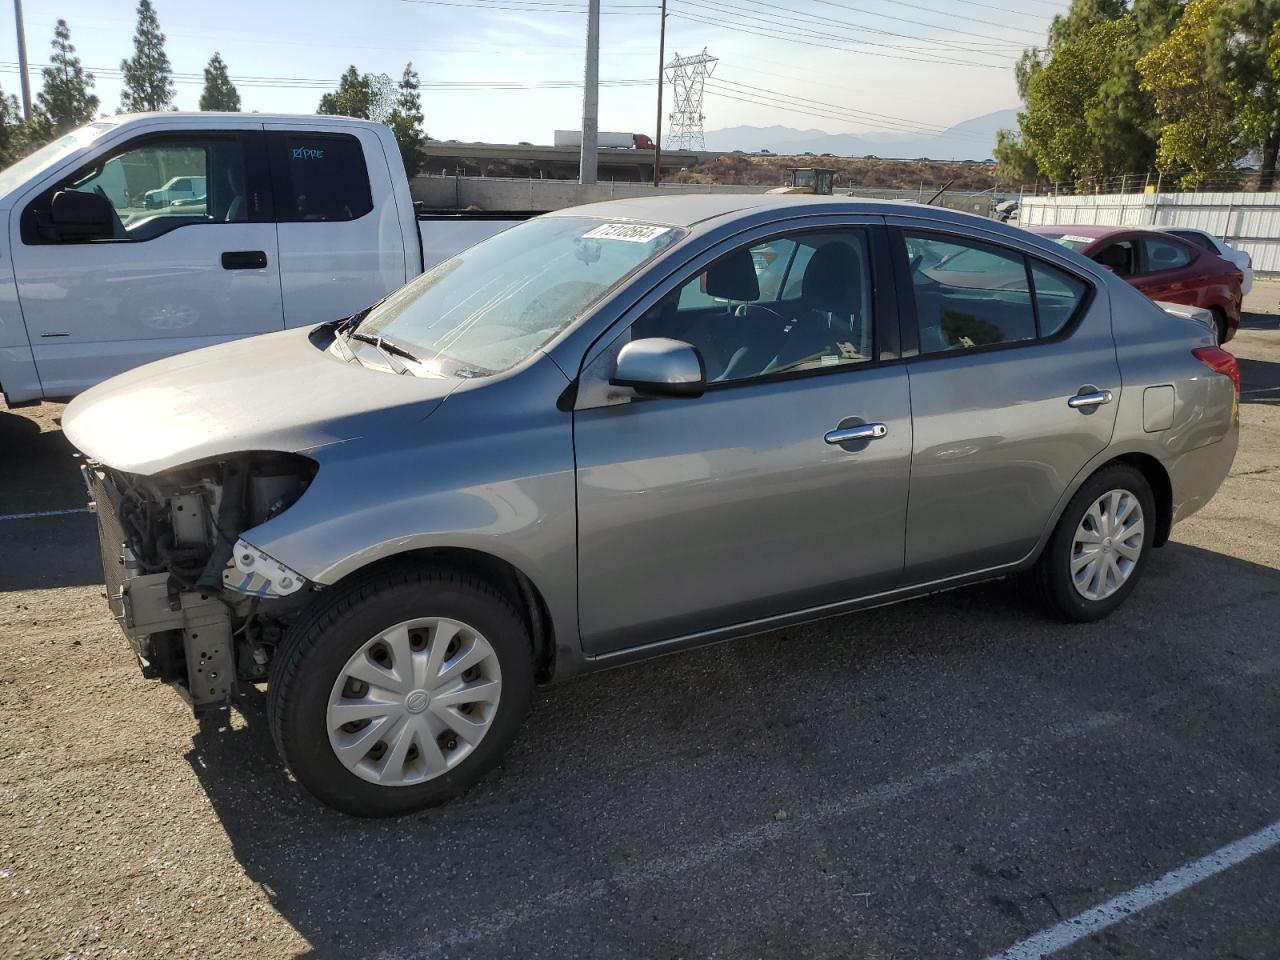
<box><xmin>386</xmin><ymin>63</ymin><xmax>426</xmax><ymax>177</ymax></box>
<box><xmin>1139</xmin><ymin>0</ymin><xmax>1243</xmax><ymax>185</ymax></box>
<box><xmin>996</xmin><ymin>0</ymin><xmax>1165</xmax><ymax>187</ymax></box>
<box><xmin>199</xmin><ymin>53</ymin><xmax>240</xmax><ymax>111</ymax></box>
<box><xmin>1210</xmin><ymin>0</ymin><xmax>1280</xmax><ymax>187</ymax></box>
<box><xmin>0</xmin><ymin>84</ymin><xmax>27</xmax><ymax>167</ymax></box>
<box><xmin>318</xmin><ymin>66</ymin><xmax>373</xmax><ymax>118</ymax></box>
<box><xmin>119</xmin><ymin>0</ymin><xmax>175</xmax><ymax>113</ymax></box>
<box><xmin>37</xmin><ymin>20</ymin><xmax>98</xmax><ymax>132</ymax></box>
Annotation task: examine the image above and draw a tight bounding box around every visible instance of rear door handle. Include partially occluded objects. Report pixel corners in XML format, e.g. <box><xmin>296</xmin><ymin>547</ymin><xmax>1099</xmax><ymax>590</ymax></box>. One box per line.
<box><xmin>221</xmin><ymin>250</ymin><xmax>268</xmax><ymax>270</ymax></box>
<box><xmin>824</xmin><ymin>422</ymin><xmax>888</xmax><ymax>444</ymax></box>
<box><xmin>1068</xmin><ymin>389</ymin><xmax>1113</xmax><ymax>409</ymax></box>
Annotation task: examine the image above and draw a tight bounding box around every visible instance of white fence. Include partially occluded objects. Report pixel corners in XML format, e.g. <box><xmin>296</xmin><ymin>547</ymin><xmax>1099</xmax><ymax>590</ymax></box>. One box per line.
<box><xmin>1018</xmin><ymin>191</ymin><xmax>1280</xmax><ymax>275</ymax></box>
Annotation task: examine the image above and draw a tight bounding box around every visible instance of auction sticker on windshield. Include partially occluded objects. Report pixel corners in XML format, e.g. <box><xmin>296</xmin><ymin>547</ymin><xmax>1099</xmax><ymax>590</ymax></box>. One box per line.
<box><xmin>583</xmin><ymin>222</ymin><xmax>673</xmax><ymax>243</ymax></box>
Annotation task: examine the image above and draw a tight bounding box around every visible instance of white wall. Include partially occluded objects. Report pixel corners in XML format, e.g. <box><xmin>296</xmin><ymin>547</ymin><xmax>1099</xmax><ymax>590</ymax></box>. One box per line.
<box><xmin>1018</xmin><ymin>191</ymin><xmax>1280</xmax><ymax>275</ymax></box>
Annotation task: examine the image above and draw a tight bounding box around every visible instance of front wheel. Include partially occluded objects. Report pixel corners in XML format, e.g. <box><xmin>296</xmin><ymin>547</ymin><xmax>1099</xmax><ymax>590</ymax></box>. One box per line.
<box><xmin>268</xmin><ymin>566</ymin><xmax>534</xmax><ymax>816</ymax></box>
<box><xmin>1024</xmin><ymin>464</ymin><xmax>1155</xmax><ymax>622</ymax></box>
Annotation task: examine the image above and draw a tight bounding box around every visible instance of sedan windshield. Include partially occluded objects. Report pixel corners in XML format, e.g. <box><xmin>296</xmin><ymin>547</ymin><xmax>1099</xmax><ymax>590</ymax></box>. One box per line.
<box><xmin>354</xmin><ymin>217</ymin><xmax>684</xmax><ymax>376</ymax></box>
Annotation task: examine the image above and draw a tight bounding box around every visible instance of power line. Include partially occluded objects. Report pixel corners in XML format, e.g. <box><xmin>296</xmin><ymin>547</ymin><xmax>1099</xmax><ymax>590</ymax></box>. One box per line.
<box><xmin>704</xmin><ymin>79</ymin><xmax>994</xmax><ymax>142</ymax></box>
<box><xmin>667</xmin><ymin>8</ymin><xmax>1008</xmax><ymax>69</ymax></box>
<box><xmin>710</xmin><ymin>76</ymin><xmax>995</xmax><ymax>141</ymax></box>
<box><xmin>778</xmin><ymin>0</ymin><xmax>1044</xmax><ymax>38</ymax></box>
<box><xmin>678</xmin><ymin>0</ymin><xmax>1017</xmax><ymax>62</ymax></box>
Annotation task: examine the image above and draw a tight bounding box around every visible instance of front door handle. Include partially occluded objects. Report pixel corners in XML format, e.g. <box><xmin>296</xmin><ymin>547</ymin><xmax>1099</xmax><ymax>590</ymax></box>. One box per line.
<box><xmin>824</xmin><ymin>422</ymin><xmax>888</xmax><ymax>444</ymax></box>
<box><xmin>221</xmin><ymin>250</ymin><xmax>268</xmax><ymax>270</ymax></box>
<box><xmin>1068</xmin><ymin>389</ymin><xmax>1113</xmax><ymax>409</ymax></box>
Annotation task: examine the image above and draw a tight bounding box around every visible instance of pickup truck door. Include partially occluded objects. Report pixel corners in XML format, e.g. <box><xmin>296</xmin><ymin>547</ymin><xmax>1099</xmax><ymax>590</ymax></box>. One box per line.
<box><xmin>9</xmin><ymin>126</ymin><xmax>283</xmax><ymax>398</ymax></box>
<box><xmin>263</xmin><ymin>125</ymin><xmax>410</xmax><ymax>326</ymax></box>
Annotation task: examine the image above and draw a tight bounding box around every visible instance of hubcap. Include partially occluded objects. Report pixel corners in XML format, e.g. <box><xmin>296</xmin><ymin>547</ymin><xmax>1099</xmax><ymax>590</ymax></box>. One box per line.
<box><xmin>1070</xmin><ymin>489</ymin><xmax>1144</xmax><ymax>602</ymax></box>
<box><xmin>327</xmin><ymin>617</ymin><xmax>502</xmax><ymax>787</ymax></box>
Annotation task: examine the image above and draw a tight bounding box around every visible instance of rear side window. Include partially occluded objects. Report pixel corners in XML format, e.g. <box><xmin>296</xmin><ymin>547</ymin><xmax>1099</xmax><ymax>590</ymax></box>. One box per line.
<box><xmin>905</xmin><ymin>233</ymin><xmax>1035</xmax><ymax>353</ymax></box>
<box><xmin>1170</xmin><ymin>230</ymin><xmax>1216</xmax><ymax>253</ymax></box>
<box><xmin>1141</xmin><ymin>235</ymin><xmax>1193</xmax><ymax>272</ymax></box>
<box><xmin>1030</xmin><ymin>261</ymin><xmax>1088</xmax><ymax>337</ymax></box>
<box><xmin>271</xmin><ymin>133</ymin><xmax>372</xmax><ymax>223</ymax></box>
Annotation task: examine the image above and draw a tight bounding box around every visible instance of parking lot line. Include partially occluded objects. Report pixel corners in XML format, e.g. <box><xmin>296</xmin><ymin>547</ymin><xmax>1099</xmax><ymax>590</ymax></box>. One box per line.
<box><xmin>983</xmin><ymin>819</ymin><xmax>1280</xmax><ymax>960</ymax></box>
<box><xmin>374</xmin><ymin>711</ymin><xmax>1124</xmax><ymax>960</ymax></box>
<box><xmin>0</xmin><ymin>507</ymin><xmax>90</xmax><ymax>522</ymax></box>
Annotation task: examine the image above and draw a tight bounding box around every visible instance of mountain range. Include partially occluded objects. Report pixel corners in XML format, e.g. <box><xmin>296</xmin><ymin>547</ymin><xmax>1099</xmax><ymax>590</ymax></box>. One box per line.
<box><xmin>701</xmin><ymin>108</ymin><xmax>1019</xmax><ymax>160</ymax></box>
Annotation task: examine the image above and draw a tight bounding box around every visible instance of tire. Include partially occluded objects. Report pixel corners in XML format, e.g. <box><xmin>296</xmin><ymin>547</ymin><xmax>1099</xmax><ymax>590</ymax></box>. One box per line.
<box><xmin>268</xmin><ymin>565</ymin><xmax>534</xmax><ymax>817</ymax></box>
<box><xmin>1024</xmin><ymin>463</ymin><xmax>1156</xmax><ymax>623</ymax></box>
<box><xmin>1210</xmin><ymin>306</ymin><xmax>1228</xmax><ymax>345</ymax></box>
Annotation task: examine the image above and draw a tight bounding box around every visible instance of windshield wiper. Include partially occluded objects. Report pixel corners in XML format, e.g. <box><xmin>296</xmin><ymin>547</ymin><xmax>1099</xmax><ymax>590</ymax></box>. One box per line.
<box><xmin>348</xmin><ymin>331</ymin><xmax>421</xmax><ymax>374</ymax></box>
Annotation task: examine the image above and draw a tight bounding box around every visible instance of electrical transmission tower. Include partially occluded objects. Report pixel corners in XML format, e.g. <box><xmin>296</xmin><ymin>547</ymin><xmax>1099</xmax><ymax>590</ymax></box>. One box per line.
<box><xmin>665</xmin><ymin>49</ymin><xmax>717</xmax><ymax>151</ymax></box>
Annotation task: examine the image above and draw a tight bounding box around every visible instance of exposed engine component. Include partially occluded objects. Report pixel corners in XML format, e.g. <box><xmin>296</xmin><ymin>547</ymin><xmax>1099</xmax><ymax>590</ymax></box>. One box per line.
<box><xmin>84</xmin><ymin>452</ymin><xmax>317</xmax><ymax>711</ymax></box>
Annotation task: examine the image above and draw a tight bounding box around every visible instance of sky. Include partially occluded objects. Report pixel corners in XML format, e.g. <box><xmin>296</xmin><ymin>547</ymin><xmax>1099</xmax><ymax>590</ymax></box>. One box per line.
<box><xmin>0</xmin><ymin>0</ymin><xmax>1068</xmax><ymax>144</ymax></box>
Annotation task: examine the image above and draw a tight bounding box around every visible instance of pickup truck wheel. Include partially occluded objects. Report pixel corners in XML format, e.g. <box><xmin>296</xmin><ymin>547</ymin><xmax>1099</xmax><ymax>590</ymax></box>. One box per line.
<box><xmin>268</xmin><ymin>566</ymin><xmax>533</xmax><ymax>816</ymax></box>
<box><xmin>1024</xmin><ymin>464</ymin><xmax>1155</xmax><ymax>623</ymax></box>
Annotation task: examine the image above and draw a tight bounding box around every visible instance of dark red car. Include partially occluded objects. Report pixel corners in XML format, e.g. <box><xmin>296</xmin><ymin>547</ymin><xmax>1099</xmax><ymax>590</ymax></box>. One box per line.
<box><xmin>1027</xmin><ymin>226</ymin><xmax>1243</xmax><ymax>343</ymax></box>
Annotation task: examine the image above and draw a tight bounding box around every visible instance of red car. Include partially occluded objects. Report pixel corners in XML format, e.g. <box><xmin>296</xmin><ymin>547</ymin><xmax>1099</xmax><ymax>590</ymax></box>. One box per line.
<box><xmin>1027</xmin><ymin>226</ymin><xmax>1243</xmax><ymax>343</ymax></box>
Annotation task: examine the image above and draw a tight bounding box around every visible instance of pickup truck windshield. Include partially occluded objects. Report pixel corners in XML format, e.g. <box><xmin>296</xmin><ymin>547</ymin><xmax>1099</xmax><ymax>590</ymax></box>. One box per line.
<box><xmin>355</xmin><ymin>216</ymin><xmax>684</xmax><ymax>376</ymax></box>
<box><xmin>0</xmin><ymin>121</ymin><xmax>114</xmax><ymax>200</ymax></box>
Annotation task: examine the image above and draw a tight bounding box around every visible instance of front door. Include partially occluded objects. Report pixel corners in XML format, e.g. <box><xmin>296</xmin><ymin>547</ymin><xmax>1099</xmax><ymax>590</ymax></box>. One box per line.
<box><xmin>891</xmin><ymin>222</ymin><xmax>1121</xmax><ymax>583</ymax></box>
<box><xmin>10</xmin><ymin>127</ymin><xmax>283</xmax><ymax>398</ymax></box>
<box><xmin>573</xmin><ymin>222</ymin><xmax>912</xmax><ymax>656</ymax></box>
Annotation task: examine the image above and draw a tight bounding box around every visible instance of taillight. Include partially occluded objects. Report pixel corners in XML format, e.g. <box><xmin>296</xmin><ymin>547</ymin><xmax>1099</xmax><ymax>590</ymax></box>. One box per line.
<box><xmin>1192</xmin><ymin>346</ymin><xmax>1240</xmax><ymax>393</ymax></box>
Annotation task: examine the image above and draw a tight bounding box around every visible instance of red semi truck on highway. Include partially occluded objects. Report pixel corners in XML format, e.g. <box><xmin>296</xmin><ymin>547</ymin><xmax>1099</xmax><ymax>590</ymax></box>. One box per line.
<box><xmin>553</xmin><ymin>130</ymin><xmax>656</xmax><ymax>149</ymax></box>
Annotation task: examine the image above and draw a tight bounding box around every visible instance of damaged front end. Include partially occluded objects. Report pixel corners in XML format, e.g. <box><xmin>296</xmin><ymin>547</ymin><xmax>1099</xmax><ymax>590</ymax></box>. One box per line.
<box><xmin>83</xmin><ymin>453</ymin><xmax>318</xmax><ymax>712</ymax></box>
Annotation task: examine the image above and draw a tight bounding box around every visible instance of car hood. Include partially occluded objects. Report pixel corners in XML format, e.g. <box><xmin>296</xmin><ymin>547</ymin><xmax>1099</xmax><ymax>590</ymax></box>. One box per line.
<box><xmin>64</xmin><ymin>325</ymin><xmax>461</xmax><ymax>475</ymax></box>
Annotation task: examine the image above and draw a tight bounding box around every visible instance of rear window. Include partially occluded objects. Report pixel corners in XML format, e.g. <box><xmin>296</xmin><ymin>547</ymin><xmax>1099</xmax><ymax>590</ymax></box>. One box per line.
<box><xmin>1170</xmin><ymin>230</ymin><xmax>1216</xmax><ymax>253</ymax></box>
<box><xmin>1036</xmin><ymin>232</ymin><xmax>1095</xmax><ymax>253</ymax></box>
<box><xmin>272</xmin><ymin>133</ymin><xmax>373</xmax><ymax>223</ymax></box>
<box><xmin>1141</xmin><ymin>235</ymin><xmax>1194</xmax><ymax>271</ymax></box>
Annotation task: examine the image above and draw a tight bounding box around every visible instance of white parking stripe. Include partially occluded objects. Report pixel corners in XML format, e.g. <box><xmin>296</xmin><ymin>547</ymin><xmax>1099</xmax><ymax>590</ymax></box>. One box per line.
<box><xmin>1241</xmin><ymin>385</ymin><xmax>1280</xmax><ymax>396</ymax></box>
<box><xmin>0</xmin><ymin>507</ymin><xmax>90</xmax><ymax>522</ymax></box>
<box><xmin>374</xmin><ymin>711</ymin><xmax>1124</xmax><ymax>960</ymax></box>
<box><xmin>985</xmin><ymin>819</ymin><xmax>1280</xmax><ymax>960</ymax></box>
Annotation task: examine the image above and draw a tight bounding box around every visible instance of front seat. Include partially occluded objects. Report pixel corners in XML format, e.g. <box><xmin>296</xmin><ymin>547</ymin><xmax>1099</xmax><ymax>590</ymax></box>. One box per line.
<box><xmin>767</xmin><ymin>242</ymin><xmax>863</xmax><ymax>371</ymax></box>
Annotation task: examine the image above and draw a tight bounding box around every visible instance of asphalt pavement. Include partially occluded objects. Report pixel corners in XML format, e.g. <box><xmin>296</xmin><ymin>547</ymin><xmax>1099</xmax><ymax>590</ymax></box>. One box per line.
<box><xmin>1</xmin><ymin>285</ymin><xmax>1278</xmax><ymax>960</ymax></box>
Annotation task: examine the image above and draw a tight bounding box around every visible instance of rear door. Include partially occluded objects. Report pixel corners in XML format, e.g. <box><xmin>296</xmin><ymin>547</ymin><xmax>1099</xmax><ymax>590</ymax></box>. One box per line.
<box><xmin>573</xmin><ymin>218</ymin><xmax>913</xmax><ymax>655</ymax></box>
<box><xmin>263</xmin><ymin>124</ymin><xmax>410</xmax><ymax>326</ymax></box>
<box><xmin>1132</xmin><ymin>233</ymin><xmax>1196</xmax><ymax>303</ymax></box>
<box><xmin>890</xmin><ymin>220</ymin><xmax>1120</xmax><ymax>583</ymax></box>
<box><xmin>10</xmin><ymin>124</ymin><xmax>283</xmax><ymax>397</ymax></box>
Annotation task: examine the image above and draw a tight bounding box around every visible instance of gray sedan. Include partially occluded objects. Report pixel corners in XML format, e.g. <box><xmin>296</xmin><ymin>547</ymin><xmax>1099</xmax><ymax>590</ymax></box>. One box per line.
<box><xmin>65</xmin><ymin>195</ymin><xmax>1239</xmax><ymax>816</ymax></box>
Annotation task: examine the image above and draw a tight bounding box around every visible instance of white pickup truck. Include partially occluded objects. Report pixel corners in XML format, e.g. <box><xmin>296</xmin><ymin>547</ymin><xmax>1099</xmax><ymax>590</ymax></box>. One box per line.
<box><xmin>0</xmin><ymin>112</ymin><xmax>525</xmax><ymax>405</ymax></box>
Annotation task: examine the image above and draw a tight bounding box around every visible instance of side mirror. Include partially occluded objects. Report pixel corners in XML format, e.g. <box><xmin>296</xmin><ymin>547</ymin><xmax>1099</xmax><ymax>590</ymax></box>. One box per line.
<box><xmin>611</xmin><ymin>337</ymin><xmax>706</xmax><ymax>399</ymax></box>
<box><xmin>50</xmin><ymin>189</ymin><xmax>114</xmax><ymax>241</ymax></box>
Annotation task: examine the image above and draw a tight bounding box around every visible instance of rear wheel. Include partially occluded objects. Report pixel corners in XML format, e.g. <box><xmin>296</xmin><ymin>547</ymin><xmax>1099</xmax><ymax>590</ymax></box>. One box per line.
<box><xmin>1025</xmin><ymin>464</ymin><xmax>1155</xmax><ymax>622</ymax></box>
<box><xmin>1210</xmin><ymin>306</ymin><xmax>1228</xmax><ymax>345</ymax></box>
<box><xmin>268</xmin><ymin>565</ymin><xmax>534</xmax><ymax>816</ymax></box>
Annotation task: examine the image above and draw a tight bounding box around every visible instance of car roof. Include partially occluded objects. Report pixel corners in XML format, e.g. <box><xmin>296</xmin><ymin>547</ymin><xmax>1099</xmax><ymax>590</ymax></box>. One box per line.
<box><xmin>543</xmin><ymin>193</ymin><xmax>997</xmax><ymax>230</ymax></box>
<box><xmin>1024</xmin><ymin>225</ymin><xmax>1128</xmax><ymax>239</ymax></box>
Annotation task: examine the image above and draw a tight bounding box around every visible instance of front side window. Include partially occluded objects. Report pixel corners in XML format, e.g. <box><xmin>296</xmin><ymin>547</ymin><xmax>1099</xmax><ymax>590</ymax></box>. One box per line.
<box><xmin>354</xmin><ymin>217</ymin><xmax>683</xmax><ymax>377</ymax></box>
<box><xmin>22</xmin><ymin>134</ymin><xmax>249</xmax><ymax>244</ymax></box>
<box><xmin>1141</xmin><ymin>235</ymin><xmax>1193</xmax><ymax>272</ymax></box>
<box><xmin>906</xmin><ymin>232</ymin><xmax>1035</xmax><ymax>353</ymax></box>
<box><xmin>1091</xmin><ymin>239</ymin><xmax>1137</xmax><ymax>277</ymax></box>
<box><xmin>634</xmin><ymin>228</ymin><xmax>874</xmax><ymax>384</ymax></box>
<box><xmin>272</xmin><ymin>133</ymin><xmax>372</xmax><ymax>222</ymax></box>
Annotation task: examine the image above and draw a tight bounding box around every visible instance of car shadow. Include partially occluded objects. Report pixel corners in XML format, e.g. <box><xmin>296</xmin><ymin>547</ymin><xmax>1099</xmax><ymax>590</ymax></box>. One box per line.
<box><xmin>1238</xmin><ymin>357</ymin><xmax>1280</xmax><ymax>406</ymax></box>
<box><xmin>183</xmin><ymin>541</ymin><xmax>1280</xmax><ymax>959</ymax></box>
<box><xmin>0</xmin><ymin>407</ymin><xmax>102</xmax><ymax>591</ymax></box>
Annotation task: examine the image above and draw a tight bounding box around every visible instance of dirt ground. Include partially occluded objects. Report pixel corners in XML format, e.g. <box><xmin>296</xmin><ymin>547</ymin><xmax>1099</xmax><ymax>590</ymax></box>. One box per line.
<box><xmin>1</xmin><ymin>285</ymin><xmax>1278</xmax><ymax>960</ymax></box>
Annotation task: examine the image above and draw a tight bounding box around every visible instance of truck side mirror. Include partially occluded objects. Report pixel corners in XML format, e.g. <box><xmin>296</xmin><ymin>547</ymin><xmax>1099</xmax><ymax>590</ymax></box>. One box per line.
<box><xmin>50</xmin><ymin>190</ymin><xmax>115</xmax><ymax>242</ymax></box>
